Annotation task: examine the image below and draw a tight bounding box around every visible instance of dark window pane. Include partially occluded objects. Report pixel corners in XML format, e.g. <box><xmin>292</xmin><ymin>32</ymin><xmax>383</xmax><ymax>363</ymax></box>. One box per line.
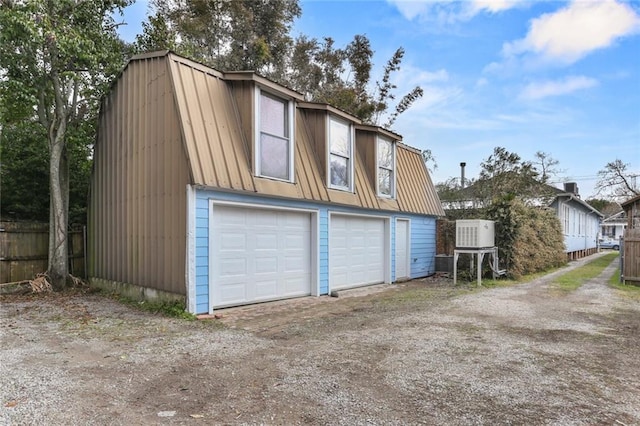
<box><xmin>330</xmin><ymin>154</ymin><xmax>349</xmax><ymax>188</ymax></box>
<box><xmin>261</xmin><ymin>134</ymin><xmax>289</xmax><ymax>180</ymax></box>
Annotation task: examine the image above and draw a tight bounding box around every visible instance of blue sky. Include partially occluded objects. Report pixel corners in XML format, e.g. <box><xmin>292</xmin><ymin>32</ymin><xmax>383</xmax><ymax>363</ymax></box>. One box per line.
<box><xmin>117</xmin><ymin>0</ymin><xmax>640</xmax><ymax>199</ymax></box>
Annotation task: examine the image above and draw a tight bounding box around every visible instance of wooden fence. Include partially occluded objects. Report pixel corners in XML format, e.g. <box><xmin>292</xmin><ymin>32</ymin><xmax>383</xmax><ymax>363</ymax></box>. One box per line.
<box><xmin>622</xmin><ymin>228</ymin><xmax>640</xmax><ymax>286</ymax></box>
<box><xmin>0</xmin><ymin>222</ymin><xmax>86</xmax><ymax>284</ymax></box>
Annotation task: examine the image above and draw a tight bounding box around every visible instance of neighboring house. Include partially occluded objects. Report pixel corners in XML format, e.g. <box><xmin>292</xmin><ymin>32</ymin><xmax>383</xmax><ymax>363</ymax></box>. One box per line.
<box><xmin>549</xmin><ymin>183</ymin><xmax>603</xmax><ymax>260</ymax></box>
<box><xmin>621</xmin><ymin>194</ymin><xmax>640</xmax><ymax>230</ymax></box>
<box><xmin>88</xmin><ymin>51</ymin><xmax>445</xmax><ymax>314</ymax></box>
<box><xmin>440</xmin><ymin>180</ymin><xmax>603</xmax><ymax>260</ymax></box>
<box><xmin>600</xmin><ymin>210</ymin><xmax>626</xmax><ymax>240</ymax></box>
<box><xmin>621</xmin><ymin>194</ymin><xmax>640</xmax><ymax>285</ymax></box>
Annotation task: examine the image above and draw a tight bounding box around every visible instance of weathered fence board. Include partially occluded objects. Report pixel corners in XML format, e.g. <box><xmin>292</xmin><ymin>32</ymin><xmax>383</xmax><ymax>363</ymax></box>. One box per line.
<box><xmin>622</xmin><ymin>228</ymin><xmax>640</xmax><ymax>286</ymax></box>
<box><xmin>0</xmin><ymin>222</ymin><xmax>85</xmax><ymax>283</ymax></box>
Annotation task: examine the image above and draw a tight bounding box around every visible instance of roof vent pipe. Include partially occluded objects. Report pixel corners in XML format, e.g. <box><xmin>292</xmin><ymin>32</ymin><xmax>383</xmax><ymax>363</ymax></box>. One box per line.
<box><xmin>460</xmin><ymin>162</ymin><xmax>466</xmax><ymax>189</ymax></box>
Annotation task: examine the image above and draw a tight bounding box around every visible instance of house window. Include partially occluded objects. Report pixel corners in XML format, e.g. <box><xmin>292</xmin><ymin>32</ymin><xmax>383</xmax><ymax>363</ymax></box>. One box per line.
<box><xmin>563</xmin><ymin>205</ymin><xmax>570</xmax><ymax>234</ymax></box>
<box><xmin>257</xmin><ymin>89</ymin><xmax>294</xmax><ymax>181</ymax></box>
<box><xmin>328</xmin><ymin>116</ymin><xmax>353</xmax><ymax>190</ymax></box>
<box><xmin>377</xmin><ymin>136</ymin><xmax>395</xmax><ymax>197</ymax></box>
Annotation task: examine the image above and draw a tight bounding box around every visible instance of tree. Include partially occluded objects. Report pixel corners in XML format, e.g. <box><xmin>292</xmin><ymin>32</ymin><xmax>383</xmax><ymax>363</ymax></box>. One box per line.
<box><xmin>595</xmin><ymin>159</ymin><xmax>639</xmax><ymax>201</ymax></box>
<box><xmin>287</xmin><ymin>34</ymin><xmax>423</xmax><ymax>127</ymax></box>
<box><xmin>585</xmin><ymin>198</ymin><xmax>621</xmax><ymax>217</ymax></box>
<box><xmin>0</xmin><ymin>0</ymin><xmax>130</xmax><ymax>289</ymax></box>
<box><xmin>134</xmin><ymin>11</ymin><xmax>177</xmax><ymax>52</ymax></box>
<box><xmin>421</xmin><ymin>149</ymin><xmax>437</xmax><ymax>173</ymax></box>
<box><xmin>475</xmin><ymin>147</ymin><xmax>540</xmax><ymax>204</ymax></box>
<box><xmin>148</xmin><ymin>0</ymin><xmax>301</xmax><ymax>78</ymax></box>
<box><xmin>532</xmin><ymin>151</ymin><xmax>562</xmax><ymax>184</ymax></box>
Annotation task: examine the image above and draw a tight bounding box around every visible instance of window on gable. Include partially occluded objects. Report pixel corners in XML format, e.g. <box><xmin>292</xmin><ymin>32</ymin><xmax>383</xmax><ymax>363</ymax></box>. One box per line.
<box><xmin>328</xmin><ymin>116</ymin><xmax>352</xmax><ymax>190</ymax></box>
<box><xmin>257</xmin><ymin>90</ymin><xmax>293</xmax><ymax>181</ymax></box>
<box><xmin>377</xmin><ymin>136</ymin><xmax>395</xmax><ymax>197</ymax></box>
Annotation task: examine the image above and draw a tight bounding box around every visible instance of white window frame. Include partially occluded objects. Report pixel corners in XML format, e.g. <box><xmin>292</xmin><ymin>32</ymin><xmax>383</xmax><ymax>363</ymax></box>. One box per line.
<box><xmin>254</xmin><ymin>86</ymin><xmax>295</xmax><ymax>182</ymax></box>
<box><xmin>327</xmin><ymin>115</ymin><xmax>354</xmax><ymax>192</ymax></box>
<box><xmin>376</xmin><ymin>136</ymin><xmax>396</xmax><ymax>198</ymax></box>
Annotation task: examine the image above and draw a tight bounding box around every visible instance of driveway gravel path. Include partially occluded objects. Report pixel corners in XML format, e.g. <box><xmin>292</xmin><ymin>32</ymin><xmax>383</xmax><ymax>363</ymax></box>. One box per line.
<box><xmin>1</xmin><ymin>253</ymin><xmax>638</xmax><ymax>425</ymax></box>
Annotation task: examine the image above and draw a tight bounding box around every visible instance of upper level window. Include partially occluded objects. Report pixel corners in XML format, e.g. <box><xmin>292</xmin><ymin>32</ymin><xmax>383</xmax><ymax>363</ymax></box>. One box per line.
<box><xmin>257</xmin><ymin>89</ymin><xmax>294</xmax><ymax>181</ymax></box>
<box><xmin>328</xmin><ymin>116</ymin><xmax>353</xmax><ymax>191</ymax></box>
<box><xmin>377</xmin><ymin>136</ymin><xmax>395</xmax><ymax>197</ymax></box>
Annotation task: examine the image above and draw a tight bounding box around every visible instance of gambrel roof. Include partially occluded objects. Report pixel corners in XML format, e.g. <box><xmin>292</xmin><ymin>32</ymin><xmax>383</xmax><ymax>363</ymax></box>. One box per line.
<box><xmin>118</xmin><ymin>50</ymin><xmax>444</xmax><ymax>216</ymax></box>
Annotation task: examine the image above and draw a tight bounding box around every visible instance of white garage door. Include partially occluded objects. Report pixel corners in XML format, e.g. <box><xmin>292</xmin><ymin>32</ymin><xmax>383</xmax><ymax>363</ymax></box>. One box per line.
<box><xmin>211</xmin><ymin>205</ymin><xmax>312</xmax><ymax>308</ymax></box>
<box><xmin>330</xmin><ymin>215</ymin><xmax>386</xmax><ymax>291</ymax></box>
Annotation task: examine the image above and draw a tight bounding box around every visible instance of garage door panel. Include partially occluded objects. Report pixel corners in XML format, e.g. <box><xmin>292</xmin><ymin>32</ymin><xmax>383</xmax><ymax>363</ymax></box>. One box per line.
<box><xmin>330</xmin><ymin>215</ymin><xmax>386</xmax><ymax>291</ymax></box>
<box><xmin>254</xmin><ymin>256</ymin><xmax>278</xmax><ymax>274</ymax></box>
<box><xmin>219</xmin><ymin>258</ymin><xmax>247</xmax><ymax>277</ymax></box>
<box><xmin>220</xmin><ymin>232</ymin><xmax>246</xmax><ymax>250</ymax></box>
<box><xmin>212</xmin><ymin>205</ymin><xmax>312</xmax><ymax>308</ymax></box>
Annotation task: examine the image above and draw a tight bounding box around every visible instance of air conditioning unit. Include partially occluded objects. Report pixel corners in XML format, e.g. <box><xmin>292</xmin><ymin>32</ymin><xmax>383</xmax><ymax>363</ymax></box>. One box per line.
<box><xmin>456</xmin><ymin>219</ymin><xmax>495</xmax><ymax>248</ymax></box>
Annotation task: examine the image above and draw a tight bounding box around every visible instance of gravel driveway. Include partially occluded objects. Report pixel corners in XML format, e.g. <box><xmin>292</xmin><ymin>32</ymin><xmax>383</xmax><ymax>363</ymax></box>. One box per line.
<box><xmin>1</xmin><ymin>253</ymin><xmax>639</xmax><ymax>425</ymax></box>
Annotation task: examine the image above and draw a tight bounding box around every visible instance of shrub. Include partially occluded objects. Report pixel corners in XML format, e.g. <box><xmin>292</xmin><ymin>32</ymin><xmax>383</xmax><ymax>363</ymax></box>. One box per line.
<box><xmin>487</xmin><ymin>197</ymin><xmax>565</xmax><ymax>279</ymax></box>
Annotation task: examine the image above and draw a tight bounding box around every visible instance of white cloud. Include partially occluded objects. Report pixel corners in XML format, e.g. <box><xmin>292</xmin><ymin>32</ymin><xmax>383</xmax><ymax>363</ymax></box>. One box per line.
<box><xmin>469</xmin><ymin>0</ymin><xmax>519</xmax><ymax>15</ymax></box>
<box><xmin>504</xmin><ymin>0</ymin><xmax>640</xmax><ymax>64</ymax></box>
<box><xmin>519</xmin><ymin>75</ymin><xmax>599</xmax><ymax>100</ymax></box>
<box><xmin>387</xmin><ymin>0</ymin><xmax>521</xmax><ymax>24</ymax></box>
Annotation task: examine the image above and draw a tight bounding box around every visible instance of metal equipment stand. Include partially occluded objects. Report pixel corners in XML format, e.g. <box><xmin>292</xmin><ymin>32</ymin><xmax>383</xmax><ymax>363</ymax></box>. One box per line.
<box><xmin>453</xmin><ymin>247</ymin><xmax>504</xmax><ymax>286</ymax></box>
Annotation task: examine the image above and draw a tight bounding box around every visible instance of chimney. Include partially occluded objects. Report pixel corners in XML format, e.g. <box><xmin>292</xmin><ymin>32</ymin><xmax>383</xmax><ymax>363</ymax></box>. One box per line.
<box><xmin>460</xmin><ymin>162</ymin><xmax>466</xmax><ymax>189</ymax></box>
<box><xmin>564</xmin><ymin>182</ymin><xmax>578</xmax><ymax>196</ymax></box>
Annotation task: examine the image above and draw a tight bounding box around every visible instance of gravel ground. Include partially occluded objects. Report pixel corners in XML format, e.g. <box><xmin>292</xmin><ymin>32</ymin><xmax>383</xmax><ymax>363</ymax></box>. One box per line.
<box><xmin>1</xmin><ymin>252</ymin><xmax>639</xmax><ymax>425</ymax></box>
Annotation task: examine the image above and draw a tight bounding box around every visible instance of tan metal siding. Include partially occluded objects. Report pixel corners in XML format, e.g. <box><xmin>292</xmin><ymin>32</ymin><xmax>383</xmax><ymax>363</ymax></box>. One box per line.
<box><xmin>229</xmin><ymin>80</ymin><xmax>255</xmax><ymax>175</ymax></box>
<box><xmin>301</xmin><ymin>109</ymin><xmax>327</xmax><ymax>183</ymax></box>
<box><xmin>170</xmin><ymin>58</ymin><xmax>255</xmax><ymax>192</ymax></box>
<box><xmin>295</xmin><ymin>110</ymin><xmax>330</xmax><ymax>202</ymax></box>
<box><xmin>89</xmin><ymin>56</ymin><xmax>189</xmax><ymax>295</ymax></box>
<box><xmin>396</xmin><ymin>146</ymin><xmax>446</xmax><ymax>216</ymax></box>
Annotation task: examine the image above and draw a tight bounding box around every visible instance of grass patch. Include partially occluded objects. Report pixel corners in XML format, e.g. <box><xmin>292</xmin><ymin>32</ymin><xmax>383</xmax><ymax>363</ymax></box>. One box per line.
<box><xmin>107</xmin><ymin>293</ymin><xmax>197</xmax><ymax>320</ymax></box>
<box><xmin>609</xmin><ymin>267</ymin><xmax>640</xmax><ymax>301</ymax></box>
<box><xmin>375</xmin><ymin>285</ymin><xmax>469</xmax><ymax>307</ymax></box>
<box><xmin>551</xmin><ymin>252</ymin><xmax>619</xmax><ymax>293</ymax></box>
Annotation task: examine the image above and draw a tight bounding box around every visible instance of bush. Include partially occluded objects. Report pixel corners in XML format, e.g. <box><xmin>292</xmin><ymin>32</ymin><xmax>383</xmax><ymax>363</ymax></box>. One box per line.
<box><xmin>487</xmin><ymin>197</ymin><xmax>566</xmax><ymax>279</ymax></box>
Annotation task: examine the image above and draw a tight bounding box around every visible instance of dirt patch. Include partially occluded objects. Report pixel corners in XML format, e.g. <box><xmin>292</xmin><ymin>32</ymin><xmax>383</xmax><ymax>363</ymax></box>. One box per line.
<box><xmin>1</xmin><ymin>253</ymin><xmax>639</xmax><ymax>425</ymax></box>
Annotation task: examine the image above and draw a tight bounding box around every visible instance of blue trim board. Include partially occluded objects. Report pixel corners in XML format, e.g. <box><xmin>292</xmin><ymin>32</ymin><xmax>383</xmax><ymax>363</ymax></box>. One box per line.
<box><xmin>193</xmin><ymin>189</ymin><xmax>437</xmax><ymax>313</ymax></box>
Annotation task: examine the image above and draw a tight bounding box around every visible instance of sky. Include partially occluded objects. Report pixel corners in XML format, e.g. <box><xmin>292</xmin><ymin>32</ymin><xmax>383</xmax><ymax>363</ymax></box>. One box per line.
<box><xmin>117</xmin><ymin>0</ymin><xmax>640</xmax><ymax>200</ymax></box>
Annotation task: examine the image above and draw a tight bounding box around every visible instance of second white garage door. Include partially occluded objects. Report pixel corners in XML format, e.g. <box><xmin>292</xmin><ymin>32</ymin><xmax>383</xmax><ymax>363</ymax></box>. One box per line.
<box><xmin>211</xmin><ymin>205</ymin><xmax>312</xmax><ymax>308</ymax></box>
<box><xmin>330</xmin><ymin>215</ymin><xmax>386</xmax><ymax>291</ymax></box>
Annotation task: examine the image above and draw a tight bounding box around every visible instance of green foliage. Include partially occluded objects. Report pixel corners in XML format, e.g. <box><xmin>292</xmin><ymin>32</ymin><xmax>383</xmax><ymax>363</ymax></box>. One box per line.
<box><xmin>487</xmin><ymin>198</ymin><xmax>566</xmax><ymax>279</ymax></box>
<box><xmin>551</xmin><ymin>252</ymin><xmax>618</xmax><ymax>293</ymax></box>
<box><xmin>1</xmin><ymin>121</ymin><xmax>49</xmax><ymax>221</ymax></box>
<box><xmin>288</xmin><ymin>36</ymin><xmax>422</xmax><ymax>126</ymax></box>
<box><xmin>609</xmin><ymin>269</ymin><xmax>640</xmax><ymax>300</ymax></box>
<box><xmin>134</xmin><ymin>11</ymin><xmax>177</xmax><ymax>52</ymax></box>
<box><xmin>0</xmin><ymin>0</ymin><xmax>131</xmax><ymax>288</ymax></box>
<box><xmin>0</xmin><ymin>0</ymin><xmax>128</xmax><ymax>225</ymax></box>
<box><xmin>114</xmin><ymin>294</ymin><xmax>197</xmax><ymax>320</ymax></box>
<box><xmin>149</xmin><ymin>0</ymin><xmax>301</xmax><ymax>77</ymax></box>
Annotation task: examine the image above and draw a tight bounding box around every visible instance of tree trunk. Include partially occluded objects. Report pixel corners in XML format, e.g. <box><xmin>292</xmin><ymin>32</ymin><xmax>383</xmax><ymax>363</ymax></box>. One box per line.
<box><xmin>48</xmin><ymin>135</ymin><xmax>69</xmax><ymax>290</ymax></box>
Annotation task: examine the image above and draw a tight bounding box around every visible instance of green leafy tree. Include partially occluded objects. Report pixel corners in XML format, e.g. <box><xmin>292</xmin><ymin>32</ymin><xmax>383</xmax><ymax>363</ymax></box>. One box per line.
<box><xmin>1</xmin><ymin>121</ymin><xmax>50</xmax><ymax>221</ymax></box>
<box><xmin>134</xmin><ymin>11</ymin><xmax>177</xmax><ymax>52</ymax></box>
<box><xmin>474</xmin><ymin>147</ymin><xmax>555</xmax><ymax>206</ymax></box>
<box><xmin>585</xmin><ymin>198</ymin><xmax>621</xmax><ymax>217</ymax></box>
<box><xmin>0</xmin><ymin>0</ymin><xmax>131</xmax><ymax>289</ymax></box>
<box><xmin>287</xmin><ymin>35</ymin><xmax>423</xmax><ymax>127</ymax></box>
<box><xmin>148</xmin><ymin>0</ymin><xmax>301</xmax><ymax>77</ymax></box>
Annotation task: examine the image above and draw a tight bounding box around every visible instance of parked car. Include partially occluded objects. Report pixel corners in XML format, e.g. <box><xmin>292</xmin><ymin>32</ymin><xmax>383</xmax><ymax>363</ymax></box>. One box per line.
<box><xmin>599</xmin><ymin>239</ymin><xmax>620</xmax><ymax>250</ymax></box>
